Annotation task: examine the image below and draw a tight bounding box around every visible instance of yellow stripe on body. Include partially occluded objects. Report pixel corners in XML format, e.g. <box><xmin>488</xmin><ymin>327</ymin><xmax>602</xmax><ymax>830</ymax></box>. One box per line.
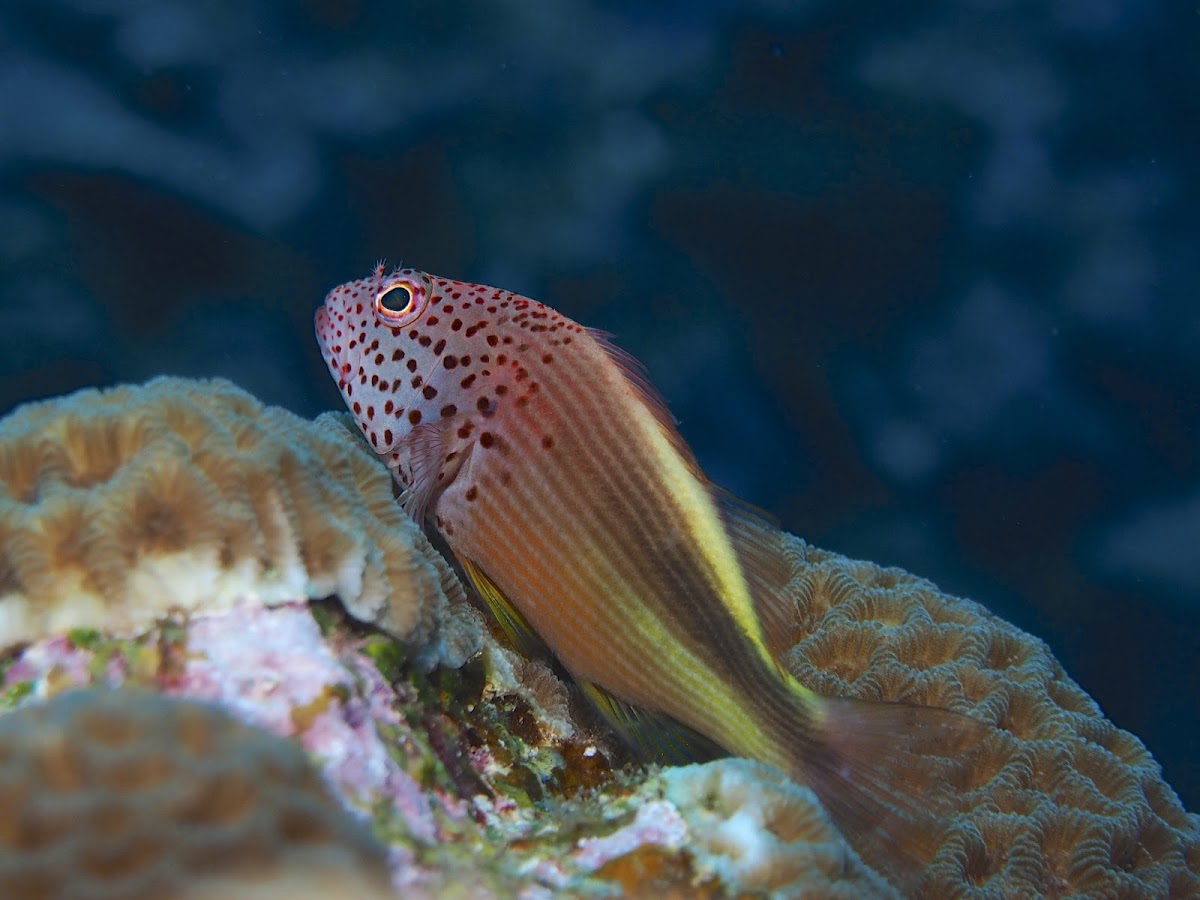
<box><xmin>466</xmin><ymin>434</ymin><xmax>766</xmax><ymax>748</ymax></box>
<box><xmin>618</xmin><ymin>380</ymin><xmax>775</xmax><ymax>658</ymax></box>
<box><xmin>443</xmin><ymin>335</ymin><xmax>787</xmax><ymax>760</ymax></box>
<box><xmin>604</xmin><ymin>371</ymin><xmax>824</xmax><ymax>711</ymax></box>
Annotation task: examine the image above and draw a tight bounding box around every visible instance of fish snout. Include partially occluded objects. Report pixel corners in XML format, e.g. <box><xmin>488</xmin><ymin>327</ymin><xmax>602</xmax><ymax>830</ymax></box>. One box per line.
<box><xmin>313</xmin><ymin>306</ymin><xmax>344</xmax><ymax>382</ymax></box>
<box><xmin>314</xmin><ymin>305</ymin><xmax>330</xmax><ymax>342</ymax></box>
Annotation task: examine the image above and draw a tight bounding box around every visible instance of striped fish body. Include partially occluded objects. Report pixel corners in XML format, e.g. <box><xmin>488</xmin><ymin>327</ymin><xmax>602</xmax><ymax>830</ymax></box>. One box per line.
<box><xmin>315</xmin><ymin>266</ymin><xmax>788</xmax><ymax>763</ymax></box>
<box><xmin>315</xmin><ymin>265</ymin><xmax>986</xmax><ymax>881</ymax></box>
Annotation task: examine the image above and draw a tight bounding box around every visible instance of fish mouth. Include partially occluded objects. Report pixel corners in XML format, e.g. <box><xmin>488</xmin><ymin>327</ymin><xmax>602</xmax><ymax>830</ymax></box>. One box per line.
<box><xmin>313</xmin><ymin>306</ymin><xmax>341</xmax><ymax>378</ymax></box>
<box><xmin>314</xmin><ymin>306</ymin><xmax>335</xmax><ymax>353</ymax></box>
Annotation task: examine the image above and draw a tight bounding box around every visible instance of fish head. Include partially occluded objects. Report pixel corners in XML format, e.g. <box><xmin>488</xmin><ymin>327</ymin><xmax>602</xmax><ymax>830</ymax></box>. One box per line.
<box><xmin>315</xmin><ymin>264</ymin><xmax>571</xmax><ymax>491</ymax></box>
<box><xmin>314</xmin><ymin>264</ymin><xmax>453</xmax><ymax>456</ymax></box>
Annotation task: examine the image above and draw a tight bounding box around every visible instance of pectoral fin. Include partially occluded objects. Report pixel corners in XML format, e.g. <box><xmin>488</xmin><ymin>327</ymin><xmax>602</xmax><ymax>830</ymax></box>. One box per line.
<box><xmin>459</xmin><ymin>556</ymin><xmax>547</xmax><ymax>659</ymax></box>
<box><xmin>577</xmin><ymin>680</ymin><xmax>724</xmax><ymax>767</ymax></box>
<box><xmin>398</xmin><ymin>422</ymin><xmax>453</xmax><ymax>523</ymax></box>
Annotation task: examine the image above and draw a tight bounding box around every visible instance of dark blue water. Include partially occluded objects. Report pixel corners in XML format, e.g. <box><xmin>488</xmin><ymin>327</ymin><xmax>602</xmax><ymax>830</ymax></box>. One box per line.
<box><xmin>2</xmin><ymin>0</ymin><xmax>1196</xmax><ymax>810</ymax></box>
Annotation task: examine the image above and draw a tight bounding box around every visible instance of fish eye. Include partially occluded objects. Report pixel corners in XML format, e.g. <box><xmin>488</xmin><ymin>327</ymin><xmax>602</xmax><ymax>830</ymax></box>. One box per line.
<box><xmin>377</xmin><ymin>283</ymin><xmax>414</xmax><ymax>315</ymax></box>
<box><xmin>375</xmin><ymin>278</ymin><xmax>428</xmax><ymax>324</ymax></box>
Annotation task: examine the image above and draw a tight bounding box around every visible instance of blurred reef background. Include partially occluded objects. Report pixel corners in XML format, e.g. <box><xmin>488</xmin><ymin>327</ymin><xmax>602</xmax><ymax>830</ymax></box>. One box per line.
<box><xmin>1</xmin><ymin>0</ymin><xmax>1196</xmax><ymax>813</ymax></box>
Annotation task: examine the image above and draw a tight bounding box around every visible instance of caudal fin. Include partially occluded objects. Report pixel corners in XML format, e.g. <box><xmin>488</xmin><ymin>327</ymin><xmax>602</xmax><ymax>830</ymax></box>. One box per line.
<box><xmin>797</xmin><ymin>695</ymin><xmax>989</xmax><ymax>883</ymax></box>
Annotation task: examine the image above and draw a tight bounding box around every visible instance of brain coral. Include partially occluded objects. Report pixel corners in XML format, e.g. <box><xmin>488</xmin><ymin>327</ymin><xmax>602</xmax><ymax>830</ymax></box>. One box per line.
<box><xmin>772</xmin><ymin>536</ymin><xmax>1200</xmax><ymax>898</ymax></box>
<box><xmin>3</xmin><ymin>377</ymin><xmax>1195</xmax><ymax>897</ymax></box>
<box><xmin>0</xmin><ymin>376</ymin><xmax>474</xmax><ymax>666</ymax></box>
<box><xmin>0</xmin><ymin>688</ymin><xmax>392</xmax><ymax>899</ymax></box>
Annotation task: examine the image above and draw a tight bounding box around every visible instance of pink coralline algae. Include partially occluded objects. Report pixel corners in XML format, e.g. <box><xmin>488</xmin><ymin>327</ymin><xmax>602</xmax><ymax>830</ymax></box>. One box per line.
<box><xmin>3</xmin><ymin>602</ymin><xmax>449</xmax><ymax>847</ymax></box>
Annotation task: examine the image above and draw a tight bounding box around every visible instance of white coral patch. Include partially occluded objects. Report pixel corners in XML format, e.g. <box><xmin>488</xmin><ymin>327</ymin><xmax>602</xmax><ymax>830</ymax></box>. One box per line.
<box><xmin>572</xmin><ymin>800</ymin><xmax>688</xmax><ymax>871</ymax></box>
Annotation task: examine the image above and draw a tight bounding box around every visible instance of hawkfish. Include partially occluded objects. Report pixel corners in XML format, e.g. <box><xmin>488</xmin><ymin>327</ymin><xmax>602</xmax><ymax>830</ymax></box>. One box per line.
<box><xmin>314</xmin><ymin>264</ymin><xmax>983</xmax><ymax>876</ymax></box>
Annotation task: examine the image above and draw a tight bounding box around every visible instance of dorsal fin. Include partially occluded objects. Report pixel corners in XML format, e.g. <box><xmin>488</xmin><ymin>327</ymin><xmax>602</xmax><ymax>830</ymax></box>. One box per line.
<box><xmin>585</xmin><ymin>327</ymin><xmax>705</xmax><ymax>480</ymax></box>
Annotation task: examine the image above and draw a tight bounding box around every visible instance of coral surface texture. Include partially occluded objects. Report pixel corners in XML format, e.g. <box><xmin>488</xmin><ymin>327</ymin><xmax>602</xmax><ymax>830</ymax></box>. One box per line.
<box><xmin>0</xmin><ymin>378</ymin><xmax>1195</xmax><ymax>898</ymax></box>
<box><xmin>0</xmin><ymin>688</ymin><xmax>394</xmax><ymax>899</ymax></box>
<box><xmin>0</xmin><ymin>377</ymin><xmax>476</xmax><ymax>667</ymax></box>
<box><xmin>778</xmin><ymin>540</ymin><xmax>1200</xmax><ymax>897</ymax></box>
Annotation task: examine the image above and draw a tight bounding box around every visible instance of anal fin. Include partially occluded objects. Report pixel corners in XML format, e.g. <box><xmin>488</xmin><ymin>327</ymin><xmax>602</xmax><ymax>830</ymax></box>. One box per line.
<box><xmin>458</xmin><ymin>554</ymin><xmax>725</xmax><ymax>769</ymax></box>
<box><xmin>578</xmin><ymin>680</ymin><xmax>725</xmax><ymax>767</ymax></box>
